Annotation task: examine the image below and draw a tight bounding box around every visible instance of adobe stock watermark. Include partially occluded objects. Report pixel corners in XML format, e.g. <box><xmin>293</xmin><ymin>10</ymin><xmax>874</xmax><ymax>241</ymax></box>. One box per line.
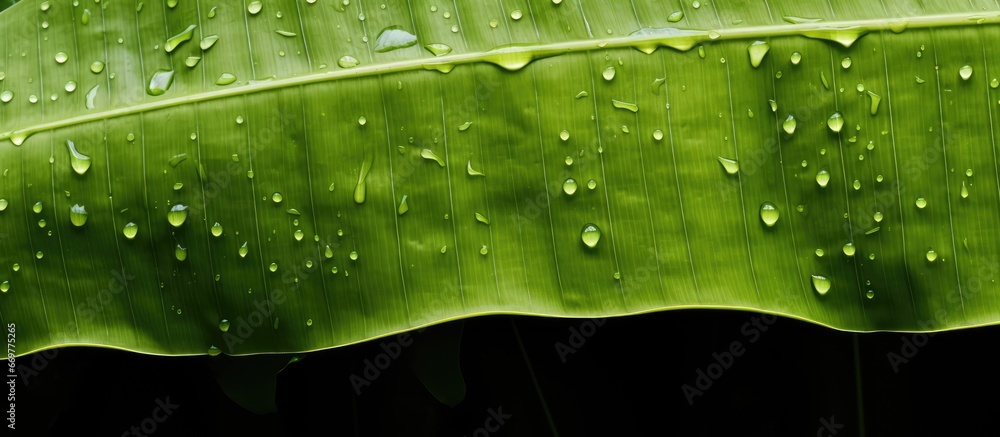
<box><xmin>348</xmin><ymin>329</ymin><xmax>425</xmax><ymax>395</ymax></box>
<box><xmin>119</xmin><ymin>396</ymin><xmax>179</xmax><ymax>437</ymax></box>
<box><xmin>681</xmin><ymin>313</ymin><xmax>778</xmax><ymax>405</ymax></box>
<box><xmin>887</xmin><ymin>258</ymin><xmax>999</xmax><ymax>372</ymax></box>
<box><xmin>816</xmin><ymin>415</ymin><xmax>845</xmax><ymax>436</ymax></box>
<box><xmin>463</xmin><ymin>406</ymin><xmax>511</xmax><ymax>437</ymax></box>
<box><xmin>553</xmin><ymin>318</ymin><xmax>607</xmax><ymax>363</ymax></box>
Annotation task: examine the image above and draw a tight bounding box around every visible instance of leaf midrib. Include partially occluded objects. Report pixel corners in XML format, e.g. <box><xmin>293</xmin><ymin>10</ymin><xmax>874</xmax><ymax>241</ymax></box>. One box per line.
<box><xmin>1</xmin><ymin>11</ymin><xmax>994</xmax><ymax>143</ymax></box>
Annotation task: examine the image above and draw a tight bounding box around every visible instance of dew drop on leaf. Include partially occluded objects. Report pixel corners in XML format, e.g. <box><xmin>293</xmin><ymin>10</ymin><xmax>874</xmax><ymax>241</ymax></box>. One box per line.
<box><xmin>759</xmin><ymin>202</ymin><xmax>779</xmax><ymax>227</ymax></box>
<box><xmin>811</xmin><ymin>275</ymin><xmax>831</xmax><ymax>295</ymax></box>
<box><xmin>581</xmin><ymin>223</ymin><xmax>601</xmax><ymax>248</ymax></box>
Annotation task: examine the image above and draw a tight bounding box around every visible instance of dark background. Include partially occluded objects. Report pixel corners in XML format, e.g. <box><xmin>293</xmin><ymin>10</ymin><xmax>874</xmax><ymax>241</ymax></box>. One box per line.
<box><xmin>11</xmin><ymin>310</ymin><xmax>1000</xmax><ymax>436</ymax></box>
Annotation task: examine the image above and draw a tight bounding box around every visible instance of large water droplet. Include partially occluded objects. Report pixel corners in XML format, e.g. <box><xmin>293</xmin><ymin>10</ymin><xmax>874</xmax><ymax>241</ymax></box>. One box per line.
<box><xmin>165</xmin><ymin>24</ymin><xmax>197</xmax><ymax>53</ymax></box>
<box><xmin>612</xmin><ymin>99</ymin><xmax>638</xmax><ymax>113</ymax></box>
<box><xmin>581</xmin><ymin>223</ymin><xmax>601</xmax><ymax>248</ymax></box>
<box><xmin>563</xmin><ymin>178</ymin><xmax>578</xmax><ymax>195</ymax></box>
<box><xmin>338</xmin><ymin>55</ymin><xmax>360</xmax><ymax>68</ymax></box>
<box><xmin>816</xmin><ymin>170</ymin><xmax>830</xmax><ymax>187</ymax></box>
<box><xmin>374</xmin><ymin>26</ymin><xmax>417</xmax><ymax>52</ymax></box>
<box><xmin>842</xmin><ymin>243</ymin><xmax>856</xmax><ymax>257</ymax></box>
<box><xmin>66</xmin><ymin>139</ymin><xmax>92</xmax><ymax>175</ymax></box>
<box><xmin>54</xmin><ymin>52</ymin><xmax>68</xmax><ymax>64</ymax></box>
<box><xmin>175</xmin><ymin>244</ymin><xmax>188</xmax><ymax>261</ymax></box>
<box><xmin>602</xmin><ymin>65</ymin><xmax>616</xmax><ymax>81</ymax></box>
<box><xmin>147</xmin><ymin>69</ymin><xmax>175</xmax><ymax>96</ymax></box>
<box><xmin>248</xmin><ymin>1</ymin><xmax>262</xmax><ymax>14</ymax></box>
<box><xmin>467</xmin><ymin>160</ymin><xmax>484</xmax><ymax>177</ymax></box>
<box><xmin>759</xmin><ymin>202</ymin><xmax>779</xmax><ymax>227</ymax></box>
<box><xmin>216</xmin><ymin>73</ymin><xmax>237</xmax><ymax>85</ymax></box>
<box><xmin>960</xmin><ymin>65</ymin><xmax>973</xmax><ymax>80</ymax></box>
<box><xmin>782</xmin><ymin>115</ymin><xmax>796</xmax><ymax>134</ymax></box>
<box><xmin>926</xmin><ymin>249</ymin><xmax>938</xmax><ymax>262</ymax></box>
<box><xmin>85</xmin><ymin>85</ymin><xmax>100</xmax><ymax>109</ymax></box>
<box><xmin>420</xmin><ymin>149</ymin><xmax>445</xmax><ymax>166</ymax></box>
<box><xmin>0</xmin><ymin>281</ymin><xmax>8</xmax><ymax>293</ymax></box>
<box><xmin>349</xmin><ymin>251</ymin><xmax>359</xmax><ymax>260</ymax></box>
<box><xmin>200</xmin><ymin>35</ymin><xmax>220</xmax><ymax>50</ymax></box>
<box><xmin>747</xmin><ymin>41</ymin><xmax>770</xmax><ymax>68</ymax></box>
<box><xmin>424</xmin><ymin>43</ymin><xmax>453</xmax><ymax>56</ymax></box>
<box><xmin>123</xmin><ymin>222</ymin><xmax>138</xmax><ymax>239</ymax></box>
<box><xmin>33</xmin><ymin>202</ymin><xmax>43</xmax><ymax>214</ymax></box>
<box><xmin>0</xmin><ymin>199</ymin><xmax>7</xmax><ymax>212</ymax></box>
<box><xmin>827</xmin><ymin>112</ymin><xmax>844</xmax><ymax>132</ymax></box>
<box><xmin>790</xmin><ymin>51</ymin><xmax>802</xmax><ymax>65</ymax></box>
<box><xmin>239</xmin><ymin>242</ymin><xmax>249</xmax><ymax>258</ymax></box>
<box><xmin>69</xmin><ymin>204</ymin><xmax>88</xmax><ymax>226</ymax></box>
<box><xmin>354</xmin><ymin>153</ymin><xmax>373</xmax><ymax>204</ymax></box>
<box><xmin>0</xmin><ymin>91</ymin><xmax>12</xmax><ymax>103</ymax></box>
<box><xmin>90</xmin><ymin>61</ymin><xmax>105</xmax><ymax>74</ymax></box>
<box><xmin>168</xmin><ymin>204</ymin><xmax>188</xmax><ymax>227</ymax></box>
<box><xmin>667</xmin><ymin>11</ymin><xmax>684</xmax><ymax>22</ymax></box>
<box><xmin>211</xmin><ymin>222</ymin><xmax>223</xmax><ymax>237</ymax></box>
<box><xmin>397</xmin><ymin>194</ymin><xmax>409</xmax><ymax>215</ymax></box>
<box><xmin>811</xmin><ymin>275</ymin><xmax>831</xmax><ymax>295</ymax></box>
<box><xmin>841</xmin><ymin>57</ymin><xmax>852</xmax><ymax>69</ymax></box>
<box><xmin>717</xmin><ymin>157</ymin><xmax>739</xmax><ymax>175</ymax></box>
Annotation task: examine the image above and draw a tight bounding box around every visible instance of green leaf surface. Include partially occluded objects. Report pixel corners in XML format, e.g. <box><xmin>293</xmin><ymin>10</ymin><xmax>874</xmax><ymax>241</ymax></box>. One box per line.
<box><xmin>2</xmin><ymin>0</ymin><xmax>999</xmax><ymax>357</ymax></box>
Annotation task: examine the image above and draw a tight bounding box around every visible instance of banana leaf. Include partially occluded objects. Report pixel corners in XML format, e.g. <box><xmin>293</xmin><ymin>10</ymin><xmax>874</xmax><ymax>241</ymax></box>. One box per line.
<box><xmin>1</xmin><ymin>0</ymin><xmax>998</xmax><ymax>357</ymax></box>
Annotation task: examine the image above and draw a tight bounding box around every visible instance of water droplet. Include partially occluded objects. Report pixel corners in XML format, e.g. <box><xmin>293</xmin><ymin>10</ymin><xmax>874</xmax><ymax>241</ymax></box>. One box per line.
<box><xmin>602</xmin><ymin>66</ymin><xmax>616</xmax><ymax>81</ymax></box>
<box><xmin>992</xmin><ymin>78</ymin><xmax>999</xmax><ymax>89</ymax></box>
<box><xmin>841</xmin><ymin>57</ymin><xmax>852</xmax><ymax>69</ymax></box>
<box><xmin>338</xmin><ymin>55</ymin><xmax>360</xmax><ymax>68</ymax></box>
<box><xmin>85</xmin><ymin>85</ymin><xmax>99</xmax><ymax>109</ymax></box>
<box><xmin>716</xmin><ymin>156</ymin><xmax>739</xmax><ymax>175</ymax></box>
<box><xmin>90</xmin><ymin>60</ymin><xmax>105</xmax><ymax>74</ymax></box>
<box><xmin>35</xmin><ymin>251</ymin><xmax>43</xmax><ymax>260</ymax></box>
<box><xmin>374</xmin><ymin>26</ymin><xmax>417</xmax><ymax>53</ymax></box>
<box><xmin>168</xmin><ymin>204</ymin><xmax>188</xmax><ymax>227</ymax></box>
<box><xmin>65</xmin><ymin>81</ymin><xmax>77</xmax><ymax>93</ymax></box>
<box><xmin>269</xmin><ymin>262</ymin><xmax>278</xmax><ymax>272</ymax></box>
<box><xmin>208</xmin><ymin>5</ymin><xmax>217</xmax><ymax>17</ymax></box>
<box><xmin>175</xmin><ymin>244</ymin><xmax>188</xmax><ymax>261</ymax></box>
<box><xmin>272</xmin><ymin>192</ymin><xmax>283</xmax><ymax>203</ymax></box>
<box><xmin>612</xmin><ymin>99</ymin><xmax>638</xmax><ymax>113</ymax></box>
<box><xmin>168</xmin><ymin>153</ymin><xmax>188</xmax><ymax>167</ymax></box>
<box><xmin>0</xmin><ymin>199</ymin><xmax>6</xmax><ymax>212</ymax></box>
<box><xmin>11</xmin><ymin>264</ymin><xmax>18</xmax><ymax>272</ymax></box>
<box><xmin>424</xmin><ymin>43</ymin><xmax>453</xmax><ymax>56</ymax></box>
<box><xmin>667</xmin><ymin>11</ymin><xmax>684</xmax><ymax>22</ymax></box>
<box><xmin>239</xmin><ymin>242</ymin><xmax>249</xmax><ymax>258</ymax></box>
<box><xmin>815</xmin><ymin>249</ymin><xmax>825</xmax><ymax>257</ymax></box>
<box><xmin>926</xmin><ymin>249</ymin><xmax>938</xmax><ymax>262</ymax></box>
<box><xmin>747</xmin><ymin>41</ymin><xmax>770</xmax><ymax>68</ymax></box>
<box><xmin>563</xmin><ymin>178</ymin><xmax>578</xmax><ymax>195</ymax></box>
<box><xmin>961</xmin><ymin>180</ymin><xmax>969</xmax><ymax>198</ymax></box>
<box><xmin>587</xmin><ymin>179</ymin><xmax>597</xmax><ymax>190</ymax></box>
<box><xmin>867</xmin><ymin>91</ymin><xmax>881</xmax><ymax>115</ymax></box>
<box><xmin>38</xmin><ymin>219</ymin><xmax>47</xmax><ymax>228</ymax></box>
<box><xmin>215</xmin><ymin>73</ymin><xmax>236</xmax><ymax>85</ymax></box>
<box><xmin>866</xmin><ymin>290</ymin><xmax>875</xmax><ymax>299</ymax></box>
<box><xmin>54</xmin><ymin>52</ymin><xmax>68</xmax><ymax>64</ymax></box>
<box><xmin>123</xmin><ymin>222</ymin><xmax>138</xmax><ymax>239</ymax></box>
<box><xmin>66</xmin><ymin>139</ymin><xmax>92</xmax><ymax>175</ymax></box>
<box><xmin>0</xmin><ymin>91</ymin><xmax>12</xmax><ymax>103</ymax></box>
<box><xmin>69</xmin><ymin>204</ymin><xmax>88</xmax><ymax>227</ymax></box>
<box><xmin>211</xmin><ymin>222</ymin><xmax>223</xmax><ymax>237</ymax></box>
<box><xmin>915</xmin><ymin>197</ymin><xmax>927</xmax><ymax>209</ymax></box>
<box><xmin>811</xmin><ymin>275</ymin><xmax>831</xmax><ymax>295</ymax></box>
<box><xmin>40</xmin><ymin>1</ymin><xmax>50</xmax><ymax>11</ymax></box>
<box><xmin>306</xmin><ymin>318</ymin><xmax>313</xmax><ymax>326</ymax></box>
<box><xmin>475</xmin><ymin>212</ymin><xmax>490</xmax><ymax>225</ymax></box>
<box><xmin>293</xmin><ymin>229</ymin><xmax>304</xmax><ymax>241</ymax></box>
<box><xmin>420</xmin><ymin>149</ymin><xmax>445</xmax><ymax>166</ymax></box>
<box><xmin>827</xmin><ymin>112</ymin><xmax>844</xmax><ymax>132</ymax></box>
<box><xmin>790</xmin><ymin>51</ymin><xmax>802</xmax><ymax>65</ymax></box>
<box><xmin>0</xmin><ymin>281</ymin><xmax>7</xmax><ymax>293</ymax></box>
<box><xmin>200</xmin><ymin>35</ymin><xmax>219</xmax><ymax>50</ymax></box>
<box><xmin>219</xmin><ymin>319</ymin><xmax>230</xmax><ymax>332</ymax></box>
<box><xmin>782</xmin><ymin>115</ymin><xmax>796</xmax><ymax>134</ymax></box>
<box><xmin>165</xmin><ymin>24</ymin><xmax>197</xmax><ymax>53</ymax></box>
<box><xmin>558</xmin><ymin>130</ymin><xmax>570</xmax><ymax>142</ymax></box>
<box><xmin>759</xmin><ymin>202</ymin><xmax>779</xmax><ymax>227</ymax></box>
<box><xmin>32</xmin><ymin>202</ymin><xmax>43</xmax><ymax>214</ymax></box>
<box><xmin>960</xmin><ymin>65</ymin><xmax>973</xmax><ymax>80</ymax></box>
<box><xmin>581</xmin><ymin>223</ymin><xmax>601</xmax><ymax>248</ymax></box>
<box><xmin>248</xmin><ymin>1</ymin><xmax>262</xmax><ymax>14</ymax></box>
<box><xmin>842</xmin><ymin>242</ymin><xmax>856</xmax><ymax>257</ymax></box>
<box><xmin>397</xmin><ymin>194</ymin><xmax>409</xmax><ymax>215</ymax></box>
<box><xmin>510</xmin><ymin>9</ymin><xmax>522</xmax><ymax>20</ymax></box>
<box><xmin>349</xmin><ymin>251</ymin><xmax>359</xmax><ymax>260</ymax></box>
<box><xmin>853</xmin><ymin>180</ymin><xmax>861</xmax><ymax>190</ymax></box>
<box><xmin>147</xmin><ymin>69</ymin><xmax>175</xmax><ymax>96</ymax></box>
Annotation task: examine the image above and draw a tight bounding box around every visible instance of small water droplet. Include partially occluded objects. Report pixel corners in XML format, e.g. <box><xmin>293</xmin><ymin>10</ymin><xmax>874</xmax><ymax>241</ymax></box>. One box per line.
<box><xmin>915</xmin><ymin>197</ymin><xmax>927</xmax><ymax>209</ymax></box>
<box><xmin>667</xmin><ymin>11</ymin><xmax>684</xmax><ymax>22</ymax></box>
<box><xmin>926</xmin><ymin>249</ymin><xmax>938</xmax><ymax>262</ymax></box>
<box><xmin>32</xmin><ymin>202</ymin><xmax>43</xmax><ymax>214</ymax></box>
<box><xmin>338</xmin><ymin>55</ymin><xmax>360</xmax><ymax>68</ymax></box>
<box><xmin>759</xmin><ymin>202</ymin><xmax>779</xmax><ymax>227</ymax></box>
<box><xmin>961</xmin><ymin>180</ymin><xmax>969</xmax><ymax>198</ymax></box>
<box><xmin>0</xmin><ymin>199</ymin><xmax>6</xmax><ymax>212</ymax></box>
<box><xmin>248</xmin><ymin>1</ymin><xmax>262</xmax><ymax>14</ymax></box>
<box><xmin>0</xmin><ymin>91</ymin><xmax>12</xmax><ymax>103</ymax></box>
<box><xmin>65</xmin><ymin>81</ymin><xmax>77</xmax><ymax>93</ymax></box>
<box><xmin>843</xmin><ymin>243</ymin><xmax>856</xmax><ymax>257</ymax></box>
<box><xmin>611</xmin><ymin>99</ymin><xmax>638</xmax><ymax>113</ymax></box>
<box><xmin>200</xmin><ymin>35</ymin><xmax>220</xmax><ymax>50</ymax></box>
<box><xmin>475</xmin><ymin>212</ymin><xmax>490</xmax><ymax>225</ymax></box>
<box><xmin>168</xmin><ymin>204</ymin><xmax>188</xmax><ymax>227</ymax></box>
<box><xmin>211</xmin><ymin>222</ymin><xmax>223</xmax><ymax>237</ymax></box>
<box><xmin>841</xmin><ymin>57</ymin><xmax>852</xmax><ymax>69</ymax></box>
<box><xmin>424</xmin><ymin>43</ymin><xmax>453</xmax><ymax>56</ymax></box>
<box><xmin>69</xmin><ymin>204</ymin><xmax>88</xmax><ymax>226</ymax></box>
<box><xmin>90</xmin><ymin>60</ymin><xmax>105</xmax><ymax>74</ymax></box>
<box><xmin>349</xmin><ymin>251</ymin><xmax>359</xmax><ymax>260</ymax></box>
<box><xmin>165</xmin><ymin>24</ymin><xmax>197</xmax><ymax>53</ymax></box>
<box><xmin>147</xmin><ymin>69</ymin><xmax>175</xmax><ymax>96</ymax></box>
<box><xmin>790</xmin><ymin>51</ymin><xmax>801</xmax><ymax>65</ymax></box>
<box><xmin>510</xmin><ymin>9</ymin><xmax>522</xmax><ymax>20</ymax></box>
<box><xmin>269</xmin><ymin>262</ymin><xmax>278</xmax><ymax>272</ymax></box>
<box><xmin>717</xmin><ymin>156</ymin><xmax>739</xmax><ymax>175</ymax></box>
<box><xmin>215</xmin><ymin>73</ymin><xmax>237</xmax><ymax>85</ymax></box>
<box><xmin>559</xmin><ymin>130</ymin><xmax>570</xmax><ymax>141</ymax></box>
<box><xmin>239</xmin><ymin>242</ymin><xmax>249</xmax><ymax>258</ymax></box>
<box><xmin>0</xmin><ymin>281</ymin><xmax>8</xmax><ymax>293</ymax></box>
<box><xmin>272</xmin><ymin>192</ymin><xmax>283</xmax><ymax>203</ymax></box>
<box><xmin>581</xmin><ymin>223</ymin><xmax>601</xmax><ymax>248</ymax></box>
<box><xmin>175</xmin><ymin>244</ymin><xmax>188</xmax><ymax>261</ymax></box>
<box><xmin>54</xmin><ymin>52</ymin><xmax>68</xmax><ymax>64</ymax></box>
